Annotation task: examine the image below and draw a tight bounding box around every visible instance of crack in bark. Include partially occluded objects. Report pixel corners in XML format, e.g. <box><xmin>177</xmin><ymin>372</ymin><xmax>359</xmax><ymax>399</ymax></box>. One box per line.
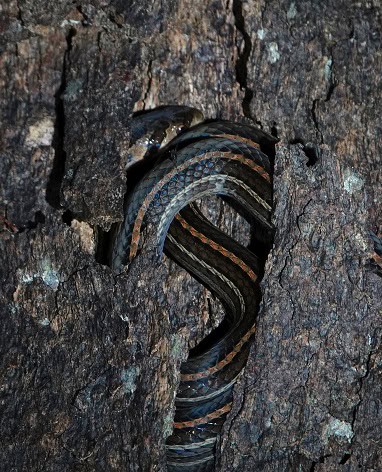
<box><xmin>350</xmin><ymin>347</ymin><xmax>373</xmax><ymax>434</ymax></box>
<box><xmin>271</xmin><ymin>123</ymin><xmax>279</xmax><ymax>139</ymax></box>
<box><xmin>296</xmin><ymin>199</ymin><xmax>313</xmax><ymax>234</ymax></box>
<box><xmin>97</xmin><ymin>31</ymin><xmax>103</xmax><ymax>51</ymax></box>
<box><xmin>46</xmin><ymin>27</ymin><xmax>76</xmax><ymax>209</ymax></box>
<box><xmin>76</xmin><ymin>5</ymin><xmax>90</xmax><ymax>27</ymax></box>
<box><xmin>141</xmin><ymin>60</ymin><xmax>153</xmax><ymax>111</ymax></box>
<box><xmin>310</xmin><ymin>48</ymin><xmax>338</xmax><ymax>143</ymax></box>
<box><xmin>324</xmin><ymin>56</ymin><xmax>337</xmax><ymax>103</ymax></box>
<box><xmin>311</xmin><ymin>99</ymin><xmax>324</xmax><ymax>144</ymax></box>
<box><xmin>278</xmin><ymin>200</ymin><xmax>309</xmax><ymax>288</ymax></box>
<box><xmin>232</xmin><ymin>0</ymin><xmax>255</xmax><ymax>120</ymax></box>
<box><xmin>309</xmin><ymin>454</ymin><xmax>331</xmax><ymax>471</ymax></box>
<box><xmin>217</xmin><ymin>385</ymin><xmax>247</xmax><ymax>468</ymax></box>
<box><xmin>278</xmin><ymin>252</ymin><xmax>290</xmax><ymax>289</ymax></box>
<box><xmin>323</xmin><ymin>44</ymin><xmax>339</xmax><ymax>104</ymax></box>
<box><xmin>17</xmin><ymin>1</ymin><xmax>25</xmax><ymax>27</ymax></box>
<box><xmin>278</xmin><ymin>198</ymin><xmax>312</xmax><ymax>324</ymax></box>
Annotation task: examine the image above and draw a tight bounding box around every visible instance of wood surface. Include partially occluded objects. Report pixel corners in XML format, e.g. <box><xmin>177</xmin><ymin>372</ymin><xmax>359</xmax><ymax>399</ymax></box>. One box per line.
<box><xmin>1</xmin><ymin>1</ymin><xmax>381</xmax><ymax>470</ymax></box>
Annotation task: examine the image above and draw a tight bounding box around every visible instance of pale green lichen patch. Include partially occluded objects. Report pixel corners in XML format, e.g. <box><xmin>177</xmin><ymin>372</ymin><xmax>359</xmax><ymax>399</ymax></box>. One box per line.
<box><xmin>170</xmin><ymin>329</ymin><xmax>189</xmax><ymax>364</ymax></box>
<box><xmin>40</xmin><ymin>257</ymin><xmax>60</xmax><ymax>289</ymax></box>
<box><xmin>287</xmin><ymin>2</ymin><xmax>297</xmax><ymax>19</ymax></box>
<box><xmin>324</xmin><ymin>417</ymin><xmax>354</xmax><ymax>443</ymax></box>
<box><xmin>171</xmin><ymin>332</ymin><xmax>186</xmax><ymax>357</ymax></box>
<box><xmin>60</xmin><ymin>19</ymin><xmax>82</xmax><ymax>27</ymax></box>
<box><xmin>25</xmin><ymin>116</ymin><xmax>55</xmax><ymax>148</ymax></box>
<box><xmin>163</xmin><ymin>410</ymin><xmax>175</xmax><ymax>437</ymax></box>
<box><xmin>120</xmin><ymin>366</ymin><xmax>140</xmax><ymax>394</ymax></box>
<box><xmin>39</xmin><ymin>318</ymin><xmax>50</xmax><ymax>326</ymax></box>
<box><xmin>17</xmin><ymin>258</ymin><xmax>60</xmax><ymax>290</ymax></box>
<box><xmin>324</xmin><ymin>57</ymin><xmax>333</xmax><ymax>81</ymax></box>
<box><xmin>343</xmin><ymin>168</ymin><xmax>364</xmax><ymax>194</ymax></box>
<box><xmin>353</xmin><ymin>232</ymin><xmax>368</xmax><ymax>251</ymax></box>
<box><xmin>267</xmin><ymin>42</ymin><xmax>280</xmax><ymax>63</ymax></box>
<box><xmin>257</xmin><ymin>29</ymin><xmax>266</xmax><ymax>40</ymax></box>
<box><xmin>20</xmin><ymin>272</ymin><xmax>34</xmax><ymax>284</ymax></box>
<box><xmin>64</xmin><ymin>79</ymin><xmax>84</xmax><ymax>100</ymax></box>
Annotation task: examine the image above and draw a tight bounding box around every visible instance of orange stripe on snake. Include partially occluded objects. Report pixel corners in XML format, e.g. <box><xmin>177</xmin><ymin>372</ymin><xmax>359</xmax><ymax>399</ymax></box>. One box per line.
<box><xmin>129</xmin><ymin>151</ymin><xmax>271</xmax><ymax>260</ymax></box>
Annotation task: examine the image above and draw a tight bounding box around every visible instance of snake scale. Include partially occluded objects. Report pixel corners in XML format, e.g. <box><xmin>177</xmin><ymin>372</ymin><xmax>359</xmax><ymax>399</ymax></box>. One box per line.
<box><xmin>111</xmin><ymin>106</ymin><xmax>277</xmax><ymax>470</ymax></box>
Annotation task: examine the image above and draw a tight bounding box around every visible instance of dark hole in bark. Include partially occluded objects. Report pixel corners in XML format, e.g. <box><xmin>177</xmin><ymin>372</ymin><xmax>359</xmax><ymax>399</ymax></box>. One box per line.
<box><xmin>271</xmin><ymin>123</ymin><xmax>279</xmax><ymax>139</ymax></box>
<box><xmin>95</xmin><ymin>227</ymin><xmax>113</xmax><ymax>265</ymax></box>
<box><xmin>34</xmin><ymin>210</ymin><xmax>45</xmax><ymax>225</ymax></box>
<box><xmin>289</xmin><ymin>138</ymin><xmax>319</xmax><ymax>166</ymax></box>
<box><xmin>18</xmin><ymin>211</ymin><xmax>46</xmax><ymax>232</ymax></box>
<box><xmin>339</xmin><ymin>453</ymin><xmax>352</xmax><ymax>464</ymax></box>
<box><xmin>304</xmin><ymin>143</ymin><xmax>319</xmax><ymax>166</ymax></box>
<box><xmin>289</xmin><ymin>138</ymin><xmax>305</xmax><ymax>145</ymax></box>
<box><xmin>309</xmin><ymin>455</ymin><xmax>331</xmax><ymax>471</ymax></box>
<box><xmin>62</xmin><ymin>209</ymin><xmax>74</xmax><ymax>226</ymax></box>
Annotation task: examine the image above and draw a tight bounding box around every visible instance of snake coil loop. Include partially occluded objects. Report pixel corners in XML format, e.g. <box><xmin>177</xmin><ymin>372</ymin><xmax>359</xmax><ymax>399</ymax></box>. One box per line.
<box><xmin>112</xmin><ymin>106</ymin><xmax>277</xmax><ymax>471</ymax></box>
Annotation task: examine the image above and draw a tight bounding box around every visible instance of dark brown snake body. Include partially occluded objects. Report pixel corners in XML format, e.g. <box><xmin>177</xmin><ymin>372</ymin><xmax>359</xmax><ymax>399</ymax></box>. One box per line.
<box><xmin>111</xmin><ymin>106</ymin><xmax>276</xmax><ymax>470</ymax></box>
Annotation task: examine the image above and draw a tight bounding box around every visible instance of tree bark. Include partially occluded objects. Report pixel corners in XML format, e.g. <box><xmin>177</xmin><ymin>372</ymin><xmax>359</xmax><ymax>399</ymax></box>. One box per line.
<box><xmin>1</xmin><ymin>1</ymin><xmax>381</xmax><ymax>471</ymax></box>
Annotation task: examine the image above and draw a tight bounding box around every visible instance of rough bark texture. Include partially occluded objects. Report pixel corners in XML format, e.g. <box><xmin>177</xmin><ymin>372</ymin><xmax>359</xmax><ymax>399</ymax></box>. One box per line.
<box><xmin>1</xmin><ymin>1</ymin><xmax>381</xmax><ymax>471</ymax></box>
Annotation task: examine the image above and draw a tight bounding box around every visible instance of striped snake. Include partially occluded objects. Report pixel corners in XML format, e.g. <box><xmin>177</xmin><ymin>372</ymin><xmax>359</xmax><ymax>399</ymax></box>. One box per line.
<box><xmin>111</xmin><ymin>106</ymin><xmax>277</xmax><ymax>470</ymax></box>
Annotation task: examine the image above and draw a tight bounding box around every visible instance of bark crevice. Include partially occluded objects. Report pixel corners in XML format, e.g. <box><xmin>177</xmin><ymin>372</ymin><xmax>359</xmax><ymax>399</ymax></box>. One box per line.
<box><xmin>232</xmin><ymin>0</ymin><xmax>255</xmax><ymax>122</ymax></box>
<box><xmin>46</xmin><ymin>27</ymin><xmax>76</xmax><ymax>209</ymax></box>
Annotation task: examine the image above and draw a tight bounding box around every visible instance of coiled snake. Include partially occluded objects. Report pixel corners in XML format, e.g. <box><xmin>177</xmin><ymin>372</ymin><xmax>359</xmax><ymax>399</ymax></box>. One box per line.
<box><xmin>111</xmin><ymin>106</ymin><xmax>277</xmax><ymax>471</ymax></box>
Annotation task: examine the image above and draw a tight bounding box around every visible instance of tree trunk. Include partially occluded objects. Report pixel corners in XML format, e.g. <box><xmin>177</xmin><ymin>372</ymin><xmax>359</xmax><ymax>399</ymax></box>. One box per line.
<box><xmin>1</xmin><ymin>1</ymin><xmax>381</xmax><ymax>471</ymax></box>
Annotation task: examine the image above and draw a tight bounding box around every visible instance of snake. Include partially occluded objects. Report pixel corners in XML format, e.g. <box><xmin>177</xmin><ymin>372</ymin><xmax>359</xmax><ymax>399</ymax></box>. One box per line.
<box><xmin>111</xmin><ymin>105</ymin><xmax>277</xmax><ymax>470</ymax></box>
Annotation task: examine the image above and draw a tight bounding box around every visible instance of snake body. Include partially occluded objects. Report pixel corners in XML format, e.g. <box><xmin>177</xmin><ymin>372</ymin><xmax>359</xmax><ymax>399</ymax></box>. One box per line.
<box><xmin>112</xmin><ymin>106</ymin><xmax>277</xmax><ymax>471</ymax></box>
